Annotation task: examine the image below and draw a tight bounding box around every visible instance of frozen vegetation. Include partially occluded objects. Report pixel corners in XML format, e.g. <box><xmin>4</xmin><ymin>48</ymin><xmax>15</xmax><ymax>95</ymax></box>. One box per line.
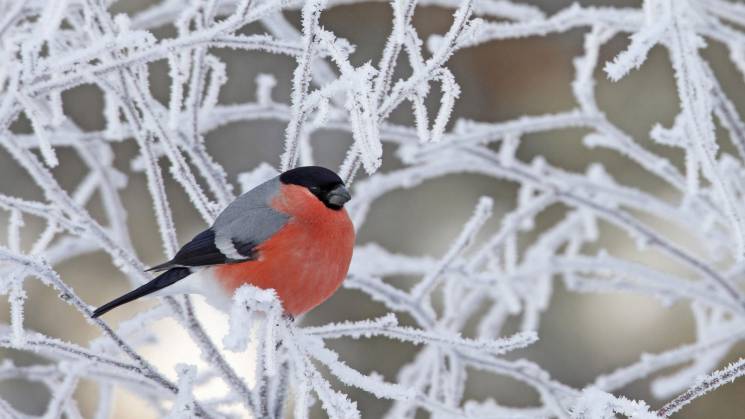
<box><xmin>1</xmin><ymin>0</ymin><xmax>745</xmax><ymax>417</ymax></box>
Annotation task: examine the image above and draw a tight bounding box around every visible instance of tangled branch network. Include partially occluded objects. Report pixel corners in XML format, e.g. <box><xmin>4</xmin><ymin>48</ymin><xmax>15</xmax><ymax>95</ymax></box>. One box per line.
<box><xmin>1</xmin><ymin>0</ymin><xmax>745</xmax><ymax>417</ymax></box>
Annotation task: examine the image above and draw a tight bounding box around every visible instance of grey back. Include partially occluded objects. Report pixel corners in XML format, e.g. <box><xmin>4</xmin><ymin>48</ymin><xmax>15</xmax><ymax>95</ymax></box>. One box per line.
<box><xmin>213</xmin><ymin>176</ymin><xmax>290</xmax><ymax>249</ymax></box>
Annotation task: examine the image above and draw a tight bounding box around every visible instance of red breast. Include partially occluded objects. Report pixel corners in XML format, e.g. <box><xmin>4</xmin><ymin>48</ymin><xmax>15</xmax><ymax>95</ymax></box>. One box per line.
<box><xmin>214</xmin><ymin>184</ymin><xmax>355</xmax><ymax>315</ymax></box>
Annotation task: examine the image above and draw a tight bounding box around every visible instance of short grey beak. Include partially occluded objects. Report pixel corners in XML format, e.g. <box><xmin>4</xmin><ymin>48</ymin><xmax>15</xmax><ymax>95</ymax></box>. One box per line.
<box><xmin>326</xmin><ymin>185</ymin><xmax>351</xmax><ymax>207</ymax></box>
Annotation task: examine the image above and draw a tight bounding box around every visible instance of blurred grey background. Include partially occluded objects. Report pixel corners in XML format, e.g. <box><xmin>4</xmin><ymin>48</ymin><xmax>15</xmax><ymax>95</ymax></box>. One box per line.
<box><xmin>1</xmin><ymin>0</ymin><xmax>745</xmax><ymax>417</ymax></box>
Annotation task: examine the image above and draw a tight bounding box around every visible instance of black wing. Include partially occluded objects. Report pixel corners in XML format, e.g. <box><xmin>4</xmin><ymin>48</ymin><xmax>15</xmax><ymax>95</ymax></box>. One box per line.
<box><xmin>148</xmin><ymin>228</ymin><xmax>256</xmax><ymax>271</ymax></box>
<box><xmin>148</xmin><ymin>181</ymin><xmax>289</xmax><ymax>272</ymax></box>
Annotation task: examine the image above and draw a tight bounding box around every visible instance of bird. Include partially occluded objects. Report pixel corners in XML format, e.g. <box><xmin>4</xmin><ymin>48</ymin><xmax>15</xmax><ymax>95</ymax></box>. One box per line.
<box><xmin>92</xmin><ymin>166</ymin><xmax>355</xmax><ymax>318</ymax></box>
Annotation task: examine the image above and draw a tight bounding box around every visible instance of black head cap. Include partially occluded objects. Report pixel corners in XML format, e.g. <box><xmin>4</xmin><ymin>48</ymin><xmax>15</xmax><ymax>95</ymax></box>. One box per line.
<box><xmin>279</xmin><ymin>166</ymin><xmax>351</xmax><ymax>210</ymax></box>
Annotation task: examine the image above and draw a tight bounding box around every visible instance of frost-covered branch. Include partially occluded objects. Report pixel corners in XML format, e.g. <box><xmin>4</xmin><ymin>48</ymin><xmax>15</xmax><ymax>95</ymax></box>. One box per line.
<box><xmin>2</xmin><ymin>0</ymin><xmax>745</xmax><ymax>417</ymax></box>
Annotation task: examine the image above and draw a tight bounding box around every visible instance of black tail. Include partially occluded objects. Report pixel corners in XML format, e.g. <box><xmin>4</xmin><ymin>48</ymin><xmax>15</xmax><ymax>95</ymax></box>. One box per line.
<box><xmin>92</xmin><ymin>267</ymin><xmax>192</xmax><ymax>318</ymax></box>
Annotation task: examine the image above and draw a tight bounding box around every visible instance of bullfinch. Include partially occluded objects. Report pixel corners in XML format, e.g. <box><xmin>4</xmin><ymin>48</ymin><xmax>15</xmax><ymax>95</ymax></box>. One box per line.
<box><xmin>92</xmin><ymin>166</ymin><xmax>354</xmax><ymax>318</ymax></box>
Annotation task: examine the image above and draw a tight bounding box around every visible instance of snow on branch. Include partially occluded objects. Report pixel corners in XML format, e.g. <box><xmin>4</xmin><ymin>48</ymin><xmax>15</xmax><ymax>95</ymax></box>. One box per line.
<box><xmin>1</xmin><ymin>0</ymin><xmax>745</xmax><ymax>417</ymax></box>
<box><xmin>656</xmin><ymin>357</ymin><xmax>745</xmax><ymax>417</ymax></box>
